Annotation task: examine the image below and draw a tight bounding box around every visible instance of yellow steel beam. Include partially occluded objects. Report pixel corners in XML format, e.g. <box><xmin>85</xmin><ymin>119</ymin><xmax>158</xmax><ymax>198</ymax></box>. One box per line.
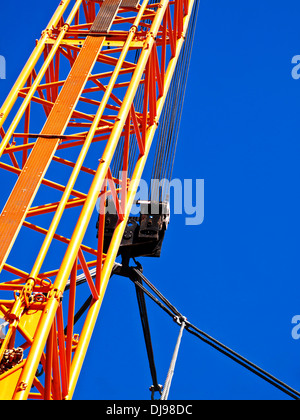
<box><xmin>0</xmin><ymin>0</ymin><xmax>84</xmax><ymax>157</ymax></box>
<box><xmin>0</xmin><ymin>0</ymin><xmax>197</xmax><ymax>400</ymax></box>
<box><xmin>0</xmin><ymin>0</ymin><xmax>78</xmax><ymax>133</ymax></box>
<box><xmin>66</xmin><ymin>0</ymin><xmax>194</xmax><ymax>399</ymax></box>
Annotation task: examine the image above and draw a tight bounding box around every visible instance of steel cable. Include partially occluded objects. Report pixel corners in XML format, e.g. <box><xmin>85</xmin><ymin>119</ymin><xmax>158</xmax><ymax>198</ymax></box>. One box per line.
<box><xmin>150</xmin><ymin>0</ymin><xmax>200</xmax><ymax>202</ymax></box>
<box><xmin>65</xmin><ymin>264</ymin><xmax>300</xmax><ymax>400</ymax></box>
<box><xmin>130</xmin><ymin>267</ymin><xmax>300</xmax><ymax>400</ymax></box>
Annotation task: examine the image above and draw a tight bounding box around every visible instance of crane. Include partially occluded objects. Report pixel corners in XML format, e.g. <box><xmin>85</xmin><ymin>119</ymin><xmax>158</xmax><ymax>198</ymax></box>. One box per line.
<box><xmin>0</xmin><ymin>0</ymin><xmax>199</xmax><ymax>400</ymax></box>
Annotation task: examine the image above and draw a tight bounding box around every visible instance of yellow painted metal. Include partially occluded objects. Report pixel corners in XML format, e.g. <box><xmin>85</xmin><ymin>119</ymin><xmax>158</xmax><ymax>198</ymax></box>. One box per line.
<box><xmin>18</xmin><ymin>310</ymin><xmax>42</xmax><ymax>341</ymax></box>
<box><xmin>0</xmin><ymin>35</ymin><xmax>107</xmax><ymax>274</ymax></box>
<box><xmin>0</xmin><ymin>362</ymin><xmax>25</xmax><ymax>400</ymax></box>
<box><xmin>0</xmin><ymin>0</ymin><xmax>75</xmax><ymax>132</ymax></box>
<box><xmin>66</xmin><ymin>0</ymin><xmax>196</xmax><ymax>399</ymax></box>
<box><xmin>0</xmin><ymin>0</ymin><xmax>197</xmax><ymax>400</ymax></box>
<box><xmin>27</xmin><ymin>2</ymin><xmax>149</xmax><ymax>286</ymax></box>
<box><xmin>12</xmin><ymin>0</ymin><xmax>153</xmax><ymax>400</ymax></box>
<box><xmin>0</xmin><ymin>0</ymin><xmax>84</xmax><ymax>158</ymax></box>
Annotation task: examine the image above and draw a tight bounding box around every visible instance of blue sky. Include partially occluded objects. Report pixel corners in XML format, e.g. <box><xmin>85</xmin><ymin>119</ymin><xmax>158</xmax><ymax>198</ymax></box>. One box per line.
<box><xmin>1</xmin><ymin>0</ymin><xmax>300</xmax><ymax>400</ymax></box>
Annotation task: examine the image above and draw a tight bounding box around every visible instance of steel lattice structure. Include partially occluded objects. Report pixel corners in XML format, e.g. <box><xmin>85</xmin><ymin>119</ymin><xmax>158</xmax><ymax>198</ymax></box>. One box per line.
<box><xmin>0</xmin><ymin>0</ymin><xmax>196</xmax><ymax>400</ymax></box>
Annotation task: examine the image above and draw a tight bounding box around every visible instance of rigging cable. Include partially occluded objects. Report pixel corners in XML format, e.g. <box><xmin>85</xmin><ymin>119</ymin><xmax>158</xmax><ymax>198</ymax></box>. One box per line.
<box><xmin>111</xmin><ymin>0</ymin><xmax>158</xmax><ymax>180</ymax></box>
<box><xmin>160</xmin><ymin>316</ymin><xmax>186</xmax><ymax>400</ymax></box>
<box><xmin>150</xmin><ymin>0</ymin><xmax>200</xmax><ymax>202</ymax></box>
<box><xmin>134</xmin><ymin>274</ymin><xmax>163</xmax><ymax>398</ymax></box>
<box><xmin>64</xmin><ymin>264</ymin><xmax>300</xmax><ymax>400</ymax></box>
<box><xmin>128</xmin><ymin>265</ymin><xmax>300</xmax><ymax>400</ymax></box>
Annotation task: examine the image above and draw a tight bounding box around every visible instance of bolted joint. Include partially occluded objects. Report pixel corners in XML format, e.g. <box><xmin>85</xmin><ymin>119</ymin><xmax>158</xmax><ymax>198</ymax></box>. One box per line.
<box><xmin>149</xmin><ymin>384</ymin><xmax>163</xmax><ymax>400</ymax></box>
<box><xmin>62</xmin><ymin>23</ymin><xmax>70</xmax><ymax>32</ymax></box>
<box><xmin>149</xmin><ymin>384</ymin><xmax>163</xmax><ymax>392</ymax></box>
<box><xmin>23</xmin><ymin>277</ymin><xmax>36</xmax><ymax>307</ymax></box>
<box><xmin>143</xmin><ymin>32</ymin><xmax>156</xmax><ymax>50</ymax></box>
<box><xmin>41</xmin><ymin>28</ymin><xmax>53</xmax><ymax>39</ymax></box>
<box><xmin>17</xmin><ymin>381</ymin><xmax>28</xmax><ymax>392</ymax></box>
<box><xmin>8</xmin><ymin>276</ymin><xmax>37</xmax><ymax>320</ymax></box>
<box><xmin>47</xmin><ymin>288</ymin><xmax>63</xmax><ymax>302</ymax></box>
<box><xmin>173</xmin><ymin>315</ymin><xmax>187</xmax><ymax>326</ymax></box>
<box><xmin>130</xmin><ymin>25</ymin><xmax>138</xmax><ymax>34</ymax></box>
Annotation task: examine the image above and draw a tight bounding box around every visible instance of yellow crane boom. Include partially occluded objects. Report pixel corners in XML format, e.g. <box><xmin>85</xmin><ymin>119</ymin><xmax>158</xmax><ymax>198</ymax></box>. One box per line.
<box><xmin>0</xmin><ymin>0</ymin><xmax>196</xmax><ymax>399</ymax></box>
